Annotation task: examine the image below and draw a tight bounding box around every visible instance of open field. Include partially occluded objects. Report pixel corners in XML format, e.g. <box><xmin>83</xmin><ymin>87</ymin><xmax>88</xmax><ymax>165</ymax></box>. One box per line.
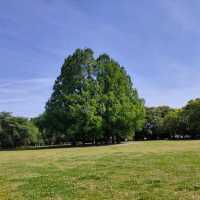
<box><xmin>1</xmin><ymin>141</ymin><xmax>200</xmax><ymax>200</ymax></box>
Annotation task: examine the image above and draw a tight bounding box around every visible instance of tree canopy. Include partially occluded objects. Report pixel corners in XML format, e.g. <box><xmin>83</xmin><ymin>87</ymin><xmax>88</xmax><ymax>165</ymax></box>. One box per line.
<box><xmin>44</xmin><ymin>48</ymin><xmax>145</xmax><ymax>145</ymax></box>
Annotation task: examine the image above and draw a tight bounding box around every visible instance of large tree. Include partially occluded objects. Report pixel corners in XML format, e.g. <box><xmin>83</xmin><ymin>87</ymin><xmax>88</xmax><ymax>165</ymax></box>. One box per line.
<box><xmin>45</xmin><ymin>48</ymin><xmax>145</xmax><ymax>145</ymax></box>
<box><xmin>96</xmin><ymin>54</ymin><xmax>145</xmax><ymax>143</ymax></box>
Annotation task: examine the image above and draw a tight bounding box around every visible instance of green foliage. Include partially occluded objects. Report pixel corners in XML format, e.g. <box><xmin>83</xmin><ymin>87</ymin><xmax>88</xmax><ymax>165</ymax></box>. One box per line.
<box><xmin>163</xmin><ymin>109</ymin><xmax>186</xmax><ymax>139</ymax></box>
<box><xmin>137</xmin><ymin>99</ymin><xmax>200</xmax><ymax>140</ymax></box>
<box><xmin>5</xmin><ymin>48</ymin><xmax>200</xmax><ymax>145</ymax></box>
<box><xmin>0</xmin><ymin>112</ymin><xmax>42</xmax><ymax>148</ymax></box>
<box><xmin>44</xmin><ymin>48</ymin><xmax>145</xmax><ymax>144</ymax></box>
<box><xmin>137</xmin><ymin>106</ymin><xmax>173</xmax><ymax>140</ymax></box>
<box><xmin>182</xmin><ymin>98</ymin><xmax>200</xmax><ymax>138</ymax></box>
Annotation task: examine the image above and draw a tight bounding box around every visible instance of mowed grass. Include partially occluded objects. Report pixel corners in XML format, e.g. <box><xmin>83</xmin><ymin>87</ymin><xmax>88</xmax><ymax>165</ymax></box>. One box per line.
<box><xmin>1</xmin><ymin>141</ymin><xmax>200</xmax><ymax>200</ymax></box>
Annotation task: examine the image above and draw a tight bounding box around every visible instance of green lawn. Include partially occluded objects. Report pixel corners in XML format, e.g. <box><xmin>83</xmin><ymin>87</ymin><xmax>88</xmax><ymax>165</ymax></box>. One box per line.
<box><xmin>1</xmin><ymin>141</ymin><xmax>200</xmax><ymax>200</ymax></box>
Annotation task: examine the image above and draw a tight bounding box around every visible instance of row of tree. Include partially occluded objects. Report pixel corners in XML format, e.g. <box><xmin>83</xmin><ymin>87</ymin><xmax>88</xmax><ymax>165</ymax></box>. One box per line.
<box><xmin>1</xmin><ymin>98</ymin><xmax>200</xmax><ymax>148</ymax></box>
<box><xmin>0</xmin><ymin>112</ymin><xmax>42</xmax><ymax>148</ymax></box>
<box><xmin>1</xmin><ymin>48</ymin><xmax>200</xmax><ymax>148</ymax></box>
<box><xmin>136</xmin><ymin>98</ymin><xmax>200</xmax><ymax>140</ymax></box>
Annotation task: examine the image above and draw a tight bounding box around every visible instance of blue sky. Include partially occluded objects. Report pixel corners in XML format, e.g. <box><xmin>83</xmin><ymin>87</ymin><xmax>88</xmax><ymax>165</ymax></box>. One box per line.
<box><xmin>1</xmin><ymin>0</ymin><xmax>200</xmax><ymax>117</ymax></box>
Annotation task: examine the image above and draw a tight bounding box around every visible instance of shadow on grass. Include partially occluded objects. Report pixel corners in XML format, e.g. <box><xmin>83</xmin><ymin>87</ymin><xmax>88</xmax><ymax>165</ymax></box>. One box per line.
<box><xmin>0</xmin><ymin>142</ymin><xmax>126</xmax><ymax>151</ymax></box>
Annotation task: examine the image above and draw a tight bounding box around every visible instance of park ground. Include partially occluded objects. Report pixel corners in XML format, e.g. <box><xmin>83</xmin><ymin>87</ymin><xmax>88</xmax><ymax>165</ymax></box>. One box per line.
<box><xmin>1</xmin><ymin>141</ymin><xmax>200</xmax><ymax>200</ymax></box>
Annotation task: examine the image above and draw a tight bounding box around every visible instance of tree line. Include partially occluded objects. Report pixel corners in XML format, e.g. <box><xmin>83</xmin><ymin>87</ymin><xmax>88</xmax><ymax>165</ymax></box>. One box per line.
<box><xmin>136</xmin><ymin>99</ymin><xmax>200</xmax><ymax>140</ymax></box>
<box><xmin>0</xmin><ymin>112</ymin><xmax>42</xmax><ymax>148</ymax></box>
<box><xmin>1</xmin><ymin>48</ymin><xmax>200</xmax><ymax>148</ymax></box>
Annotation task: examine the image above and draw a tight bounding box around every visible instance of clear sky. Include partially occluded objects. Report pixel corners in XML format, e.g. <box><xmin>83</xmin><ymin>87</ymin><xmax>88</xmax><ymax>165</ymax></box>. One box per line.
<box><xmin>1</xmin><ymin>0</ymin><xmax>200</xmax><ymax>117</ymax></box>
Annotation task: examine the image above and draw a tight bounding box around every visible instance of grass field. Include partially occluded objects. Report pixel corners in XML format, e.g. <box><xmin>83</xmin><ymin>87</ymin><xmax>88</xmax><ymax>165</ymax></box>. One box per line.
<box><xmin>1</xmin><ymin>141</ymin><xmax>200</xmax><ymax>200</ymax></box>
